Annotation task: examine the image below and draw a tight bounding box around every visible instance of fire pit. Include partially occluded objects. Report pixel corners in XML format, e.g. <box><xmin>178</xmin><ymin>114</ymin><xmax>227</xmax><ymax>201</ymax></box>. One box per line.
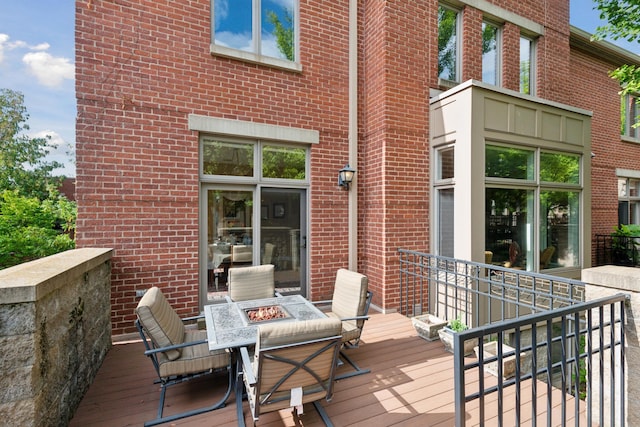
<box><xmin>243</xmin><ymin>305</ymin><xmax>291</xmax><ymax>324</ymax></box>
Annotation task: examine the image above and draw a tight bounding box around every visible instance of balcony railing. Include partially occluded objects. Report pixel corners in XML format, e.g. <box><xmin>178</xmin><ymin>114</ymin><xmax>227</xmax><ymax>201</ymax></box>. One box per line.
<box><xmin>398</xmin><ymin>249</ymin><xmax>627</xmax><ymax>426</ymax></box>
<box><xmin>595</xmin><ymin>234</ymin><xmax>640</xmax><ymax>267</ymax></box>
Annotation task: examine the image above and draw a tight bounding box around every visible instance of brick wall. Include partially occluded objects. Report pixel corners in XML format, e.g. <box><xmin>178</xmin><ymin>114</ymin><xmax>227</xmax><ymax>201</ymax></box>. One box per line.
<box><xmin>76</xmin><ymin>0</ymin><xmax>633</xmax><ymax>333</ymax></box>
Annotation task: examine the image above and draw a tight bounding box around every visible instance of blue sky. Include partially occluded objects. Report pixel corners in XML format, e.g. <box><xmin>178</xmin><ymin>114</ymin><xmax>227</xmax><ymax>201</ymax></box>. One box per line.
<box><xmin>0</xmin><ymin>1</ymin><xmax>639</xmax><ymax>179</ymax></box>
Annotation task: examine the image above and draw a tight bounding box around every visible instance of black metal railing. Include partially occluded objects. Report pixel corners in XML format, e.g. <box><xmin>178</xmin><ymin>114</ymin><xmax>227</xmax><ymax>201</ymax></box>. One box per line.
<box><xmin>594</xmin><ymin>234</ymin><xmax>640</xmax><ymax>267</ymax></box>
<box><xmin>398</xmin><ymin>249</ymin><xmax>627</xmax><ymax>427</ymax></box>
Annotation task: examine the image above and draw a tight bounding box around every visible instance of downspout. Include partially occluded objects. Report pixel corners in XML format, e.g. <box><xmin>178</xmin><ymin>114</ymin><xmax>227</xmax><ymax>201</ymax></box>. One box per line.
<box><xmin>348</xmin><ymin>0</ymin><xmax>358</xmax><ymax>270</ymax></box>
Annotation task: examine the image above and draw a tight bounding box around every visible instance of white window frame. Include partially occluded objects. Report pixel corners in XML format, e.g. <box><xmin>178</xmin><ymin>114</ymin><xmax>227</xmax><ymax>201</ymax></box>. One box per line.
<box><xmin>621</xmin><ymin>93</ymin><xmax>640</xmax><ymax>141</ymax></box>
<box><xmin>519</xmin><ymin>35</ymin><xmax>536</xmax><ymax>95</ymax></box>
<box><xmin>210</xmin><ymin>0</ymin><xmax>301</xmax><ymax>72</ymax></box>
<box><xmin>438</xmin><ymin>3</ymin><xmax>462</xmax><ymax>86</ymax></box>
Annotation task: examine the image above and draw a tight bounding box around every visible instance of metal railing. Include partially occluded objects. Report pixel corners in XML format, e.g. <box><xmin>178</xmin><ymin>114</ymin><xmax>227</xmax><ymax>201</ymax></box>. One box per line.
<box><xmin>594</xmin><ymin>234</ymin><xmax>640</xmax><ymax>267</ymax></box>
<box><xmin>398</xmin><ymin>249</ymin><xmax>627</xmax><ymax>426</ymax></box>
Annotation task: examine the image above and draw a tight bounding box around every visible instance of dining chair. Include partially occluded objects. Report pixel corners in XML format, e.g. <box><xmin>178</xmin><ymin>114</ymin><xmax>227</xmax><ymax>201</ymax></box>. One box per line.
<box><xmin>135</xmin><ymin>287</ymin><xmax>232</xmax><ymax>427</ymax></box>
<box><xmin>315</xmin><ymin>268</ymin><xmax>372</xmax><ymax>380</ymax></box>
<box><xmin>237</xmin><ymin>318</ymin><xmax>343</xmax><ymax>426</ymax></box>
<box><xmin>227</xmin><ymin>264</ymin><xmax>275</xmax><ymax>301</ymax></box>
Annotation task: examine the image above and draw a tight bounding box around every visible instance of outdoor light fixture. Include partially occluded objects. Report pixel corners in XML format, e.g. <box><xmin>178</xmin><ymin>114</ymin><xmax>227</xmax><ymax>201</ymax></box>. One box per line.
<box><xmin>338</xmin><ymin>164</ymin><xmax>356</xmax><ymax>190</ymax></box>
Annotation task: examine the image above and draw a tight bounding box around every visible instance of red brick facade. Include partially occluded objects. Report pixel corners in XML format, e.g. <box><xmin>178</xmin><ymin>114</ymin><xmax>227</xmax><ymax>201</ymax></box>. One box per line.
<box><xmin>76</xmin><ymin>0</ymin><xmax>640</xmax><ymax>335</ymax></box>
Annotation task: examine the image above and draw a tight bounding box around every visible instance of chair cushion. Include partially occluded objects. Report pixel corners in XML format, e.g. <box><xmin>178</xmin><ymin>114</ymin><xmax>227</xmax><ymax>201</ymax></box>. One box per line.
<box><xmin>135</xmin><ymin>287</ymin><xmax>185</xmax><ymax>361</ymax></box>
<box><xmin>331</xmin><ymin>269</ymin><xmax>368</xmax><ymax>318</ymax></box>
<box><xmin>257</xmin><ymin>317</ymin><xmax>342</xmax><ymax>348</ymax></box>
<box><xmin>228</xmin><ymin>264</ymin><xmax>275</xmax><ymax>301</ymax></box>
<box><xmin>158</xmin><ymin>329</ymin><xmax>230</xmax><ymax>378</ymax></box>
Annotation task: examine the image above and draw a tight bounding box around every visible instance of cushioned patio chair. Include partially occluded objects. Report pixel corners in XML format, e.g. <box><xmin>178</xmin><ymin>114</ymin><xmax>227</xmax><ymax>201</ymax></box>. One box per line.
<box><xmin>315</xmin><ymin>268</ymin><xmax>373</xmax><ymax>380</ymax></box>
<box><xmin>227</xmin><ymin>264</ymin><xmax>276</xmax><ymax>302</ymax></box>
<box><xmin>135</xmin><ymin>287</ymin><xmax>233</xmax><ymax>427</ymax></box>
<box><xmin>238</xmin><ymin>318</ymin><xmax>343</xmax><ymax>426</ymax></box>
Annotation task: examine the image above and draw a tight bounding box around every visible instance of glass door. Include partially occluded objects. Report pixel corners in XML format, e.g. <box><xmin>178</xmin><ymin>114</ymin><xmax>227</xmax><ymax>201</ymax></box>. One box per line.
<box><xmin>260</xmin><ymin>188</ymin><xmax>307</xmax><ymax>297</ymax></box>
<box><xmin>202</xmin><ymin>186</ymin><xmax>307</xmax><ymax>302</ymax></box>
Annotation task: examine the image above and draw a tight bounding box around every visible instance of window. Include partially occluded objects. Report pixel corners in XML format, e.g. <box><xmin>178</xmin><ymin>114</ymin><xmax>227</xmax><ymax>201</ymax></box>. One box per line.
<box><xmin>618</xmin><ymin>177</ymin><xmax>640</xmax><ymax>224</ymax></box>
<box><xmin>482</xmin><ymin>21</ymin><xmax>500</xmax><ymax>86</ymax></box>
<box><xmin>435</xmin><ymin>146</ymin><xmax>455</xmax><ymax>256</ymax></box>
<box><xmin>485</xmin><ymin>144</ymin><xmax>582</xmax><ymax>271</ymax></box>
<box><xmin>519</xmin><ymin>36</ymin><xmax>534</xmax><ymax>95</ymax></box>
<box><xmin>438</xmin><ymin>5</ymin><xmax>460</xmax><ymax>83</ymax></box>
<box><xmin>213</xmin><ymin>0</ymin><xmax>298</xmax><ymax>66</ymax></box>
<box><xmin>621</xmin><ymin>94</ymin><xmax>640</xmax><ymax>139</ymax></box>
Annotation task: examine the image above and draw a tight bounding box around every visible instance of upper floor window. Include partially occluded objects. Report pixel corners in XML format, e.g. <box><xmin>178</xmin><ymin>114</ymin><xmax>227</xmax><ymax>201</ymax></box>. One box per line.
<box><xmin>212</xmin><ymin>0</ymin><xmax>298</xmax><ymax>68</ymax></box>
<box><xmin>482</xmin><ymin>21</ymin><xmax>500</xmax><ymax>86</ymax></box>
<box><xmin>618</xmin><ymin>176</ymin><xmax>640</xmax><ymax>224</ymax></box>
<box><xmin>438</xmin><ymin>5</ymin><xmax>460</xmax><ymax>83</ymax></box>
<box><xmin>519</xmin><ymin>36</ymin><xmax>534</xmax><ymax>94</ymax></box>
<box><xmin>622</xmin><ymin>93</ymin><xmax>640</xmax><ymax>139</ymax></box>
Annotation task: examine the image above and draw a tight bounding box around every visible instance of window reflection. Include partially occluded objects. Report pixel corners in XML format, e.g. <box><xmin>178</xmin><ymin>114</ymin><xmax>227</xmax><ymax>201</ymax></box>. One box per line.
<box><xmin>540</xmin><ymin>191</ymin><xmax>579</xmax><ymax>268</ymax></box>
<box><xmin>485</xmin><ymin>145</ymin><xmax>535</xmax><ymax>180</ymax></box>
<box><xmin>202</xmin><ymin>138</ymin><xmax>254</xmax><ymax>177</ymax></box>
<box><xmin>485</xmin><ymin>188</ymin><xmax>533</xmax><ymax>269</ymax></box>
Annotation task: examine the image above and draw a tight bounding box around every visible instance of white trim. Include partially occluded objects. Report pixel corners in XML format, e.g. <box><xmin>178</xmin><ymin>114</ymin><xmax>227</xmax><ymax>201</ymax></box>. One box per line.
<box><xmin>188</xmin><ymin>115</ymin><xmax>319</xmax><ymax>144</ymax></box>
<box><xmin>616</xmin><ymin>168</ymin><xmax>640</xmax><ymax>179</ymax></box>
<box><xmin>448</xmin><ymin>0</ymin><xmax>544</xmax><ymax>35</ymax></box>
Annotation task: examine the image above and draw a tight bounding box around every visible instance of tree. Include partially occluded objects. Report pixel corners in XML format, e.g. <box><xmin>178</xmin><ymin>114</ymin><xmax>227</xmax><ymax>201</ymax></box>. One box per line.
<box><xmin>592</xmin><ymin>0</ymin><xmax>640</xmax><ymax>94</ymax></box>
<box><xmin>267</xmin><ymin>9</ymin><xmax>294</xmax><ymax>61</ymax></box>
<box><xmin>0</xmin><ymin>88</ymin><xmax>75</xmax><ymax>269</ymax></box>
<box><xmin>0</xmin><ymin>88</ymin><xmax>64</xmax><ymax>200</ymax></box>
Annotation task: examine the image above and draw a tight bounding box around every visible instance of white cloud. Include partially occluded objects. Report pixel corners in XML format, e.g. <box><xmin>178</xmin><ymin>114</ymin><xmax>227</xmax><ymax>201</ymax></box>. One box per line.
<box><xmin>22</xmin><ymin>51</ymin><xmax>74</xmax><ymax>88</ymax></box>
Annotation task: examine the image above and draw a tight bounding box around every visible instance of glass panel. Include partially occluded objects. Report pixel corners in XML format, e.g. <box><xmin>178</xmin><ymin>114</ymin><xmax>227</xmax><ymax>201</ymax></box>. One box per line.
<box><xmin>438</xmin><ymin>6</ymin><xmax>458</xmax><ymax>81</ymax></box>
<box><xmin>622</xmin><ymin>95</ymin><xmax>639</xmax><ymax>138</ymax></box>
<box><xmin>261</xmin><ymin>0</ymin><xmax>295</xmax><ymax>60</ymax></box>
<box><xmin>438</xmin><ymin>147</ymin><xmax>454</xmax><ymax>180</ymax></box>
<box><xmin>631</xmin><ymin>201</ymin><xmax>640</xmax><ymax>224</ymax></box>
<box><xmin>438</xmin><ymin>188</ymin><xmax>454</xmax><ymax>257</ymax></box>
<box><xmin>482</xmin><ymin>22</ymin><xmax>498</xmax><ymax>85</ymax></box>
<box><xmin>618</xmin><ymin>178</ymin><xmax>627</xmax><ymax>198</ymax></box>
<box><xmin>262</xmin><ymin>145</ymin><xmax>305</xmax><ymax>179</ymax></box>
<box><xmin>540</xmin><ymin>152</ymin><xmax>580</xmax><ymax>184</ymax></box>
<box><xmin>486</xmin><ymin>188</ymin><xmax>534</xmax><ymax>270</ymax></box>
<box><xmin>630</xmin><ymin>179</ymin><xmax>639</xmax><ymax>197</ymax></box>
<box><xmin>214</xmin><ymin>0</ymin><xmax>253</xmax><ymax>52</ymax></box>
<box><xmin>520</xmin><ymin>37</ymin><xmax>531</xmax><ymax>94</ymax></box>
<box><xmin>619</xmin><ymin>201</ymin><xmax>629</xmax><ymax>225</ymax></box>
<box><xmin>485</xmin><ymin>145</ymin><xmax>535</xmax><ymax>180</ymax></box>
<box><xmin>540</xmin><ymin>190</ymin><xmax>580</xmax><ymax>269</ymax></box>
<box><xmin>207</xmin><ymin>190</ymin><xmax>254</xmax><ymax>294</ymax></box>
<box><xmin>202</xmin><ymin>138</ymin><xmax>254</xmax><ymax>177</ymax></box>
<box><xmin>261</xmin><ymin>188</ymin><xmax>303</xmax><ymax>294</ymax></box>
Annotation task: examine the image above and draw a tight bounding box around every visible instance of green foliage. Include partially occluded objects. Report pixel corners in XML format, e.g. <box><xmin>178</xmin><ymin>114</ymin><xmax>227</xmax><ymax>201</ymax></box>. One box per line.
<box><xmin>0</xmin><ymin>88</ymin><xmax>65</xmax><ymax>200</ymax></box>
<box><xmin>592</xmin><ymin>1</ymin><xmax>640</xmax><ymax>96</ymax></box>
<box><xmin>0</xmin><ymin>187</ymin><xmax>76</xmax><ymax>269</ymax></box>
<box><xmin>267</xmin><ymin>9</ymin><xmax>294</xmax><ymax>61</ymax></box>
<box><xmin>611</xmin><ymin>224</ymin><xmax>640</xmax><ymax>265</ymax></box>
<box><xmin>448</xmin><ymin>316</ymin><xmax>468</xmax><ymax>332</ymax></box>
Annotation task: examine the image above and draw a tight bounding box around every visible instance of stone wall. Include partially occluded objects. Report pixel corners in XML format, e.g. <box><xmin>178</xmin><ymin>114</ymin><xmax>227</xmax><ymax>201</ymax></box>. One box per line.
<box><xmin>582</xmin><ymin>265</ymin><xmax>639</xmax><ymax>427</ymax></box>
<box><xmin>0</xmin><ymin>248</ymin><xmax>112</xmax><ymax>426</ymax></box>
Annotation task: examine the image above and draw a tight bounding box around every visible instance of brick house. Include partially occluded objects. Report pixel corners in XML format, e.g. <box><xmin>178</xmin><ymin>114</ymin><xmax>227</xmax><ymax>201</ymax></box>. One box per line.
<box><xmin>75</xmin><ymin>0</ymin><xmax>640</xmax><ymax>335</ymax></box>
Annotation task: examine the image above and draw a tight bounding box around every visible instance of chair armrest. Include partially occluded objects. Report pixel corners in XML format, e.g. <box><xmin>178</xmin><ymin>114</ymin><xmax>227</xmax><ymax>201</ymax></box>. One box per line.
<box><xmin>239</xmin><ymin>346</ymin><xmax>256</xmax><ymax>385</ymax></box>
<box><xmin>224</xmin><ymin>295</ymin><xmax>233</xmax><ymax>303</ymax></box>
<box><xmin>182</xmin><ymin>314</ymin><xmax>204</xmax><ymax>322</ymax></box>
<box><xmin>275</xmin><ymin>291</ymin><xmax>283</xmax><ymax>297</ymax></box>
<box><xmin>339</xmin><ymin>315</ymin><xmax>369</xmax><ymax>322</ymax></box>
<box><xmin>311</xmin><ymin>299</ymin><xmax>332</xmax><ymax>306</ymax></box>
<box><xmin>144</xmin><ymin>338</ymin><xmax>208</xmax><ymax>356</ymax></box>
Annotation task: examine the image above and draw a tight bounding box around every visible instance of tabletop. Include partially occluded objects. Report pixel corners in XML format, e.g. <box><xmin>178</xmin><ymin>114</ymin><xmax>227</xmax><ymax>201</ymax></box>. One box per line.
<box><xmin>204</xmin><ymin>294</ymin><xmax>326</xmax><ymax>352</ymax></box>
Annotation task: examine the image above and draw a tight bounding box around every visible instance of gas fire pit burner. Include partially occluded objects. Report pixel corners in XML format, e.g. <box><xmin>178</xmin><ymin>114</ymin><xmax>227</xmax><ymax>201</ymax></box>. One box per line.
<box><xmin>243</xmin><ymin>305</ymin><xmax>291</xmax><ymax>324</ymax></box>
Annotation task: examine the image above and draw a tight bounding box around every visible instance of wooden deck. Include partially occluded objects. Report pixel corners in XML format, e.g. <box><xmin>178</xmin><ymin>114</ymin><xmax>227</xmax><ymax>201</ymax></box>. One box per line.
<box><xmin>70</xmin><ymin>312</ymin><xmax>585</xmax><ymax>426</ymax></box>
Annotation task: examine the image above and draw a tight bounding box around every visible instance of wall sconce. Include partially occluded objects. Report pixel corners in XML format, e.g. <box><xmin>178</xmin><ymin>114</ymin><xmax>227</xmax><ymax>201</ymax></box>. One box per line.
<box><xmin>338</xmin><ymin>164</ymin><xmax>356</xmax><ymax>190</ymax></box>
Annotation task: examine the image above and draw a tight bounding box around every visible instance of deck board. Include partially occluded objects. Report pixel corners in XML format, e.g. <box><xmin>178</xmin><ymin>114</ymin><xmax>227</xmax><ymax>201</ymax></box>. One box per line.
<box><xmin>70</xmin><ymin>311</ymin><xmax>585</xmax><ymax>426</ymax></box>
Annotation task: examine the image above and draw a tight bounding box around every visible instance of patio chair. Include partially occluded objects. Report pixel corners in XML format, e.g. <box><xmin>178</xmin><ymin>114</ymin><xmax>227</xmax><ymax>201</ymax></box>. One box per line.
<box><xmin>316</xmin><ymin>268</ymin><xmax>373</xmax><ymax>380</ymax></box>
<box><xmin>135</xmin><ymin>287</ymin><xmax>233</xmax><ymax>427</ymax></box>
<box><xmin>237</xmin><ymin>318</ymin><xmax>343</xmax><ymax>426</ymax></box>
<box><xmin>227</xmin><ymin>264</ymin><xmax>276</xmax><ymax>302</ymax></box>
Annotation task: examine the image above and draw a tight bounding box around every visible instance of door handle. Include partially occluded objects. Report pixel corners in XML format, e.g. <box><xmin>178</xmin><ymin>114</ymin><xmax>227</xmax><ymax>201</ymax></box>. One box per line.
<box><xmin>301</xmin><ymin>236</ymin><xmax>307</xmax><ymax>249</ymax></box>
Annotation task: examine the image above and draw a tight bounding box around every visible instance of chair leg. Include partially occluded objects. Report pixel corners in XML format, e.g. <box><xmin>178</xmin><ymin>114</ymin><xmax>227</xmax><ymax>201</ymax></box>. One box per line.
<box><xmin>144</xmin><ymin>365</ymin><xmax>234</xmax><ymax>427</ymax></box>
<box><xmin>334</xmin><ymin>350</ymin><xmax>371</xmax><ymax>381</ymax></box>
<box><xmin>235</xmin><ymin>357</ymin><xmax>246</xmax><ymax>427</ymax></box>
<box><xmin>312</xmin><ymin>401</ymin><xmax>334</xmax><ymax>427</ymax></box>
